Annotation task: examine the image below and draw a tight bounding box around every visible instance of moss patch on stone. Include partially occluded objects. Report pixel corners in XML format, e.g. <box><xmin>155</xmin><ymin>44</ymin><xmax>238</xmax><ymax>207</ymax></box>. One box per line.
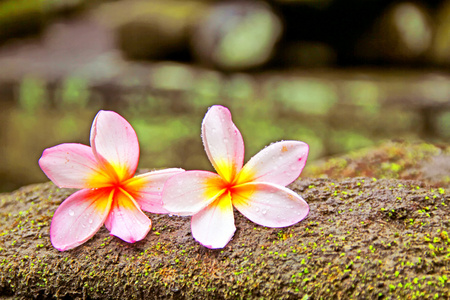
<box><xmin>305</xmin><ymin>141</ymin><xmax>450</xmax><ymax>187</ymax></box>
<box><xmin>1</xmin><ymin>177</ymin><xmax>449</xmax><ymax>299</ymax></box>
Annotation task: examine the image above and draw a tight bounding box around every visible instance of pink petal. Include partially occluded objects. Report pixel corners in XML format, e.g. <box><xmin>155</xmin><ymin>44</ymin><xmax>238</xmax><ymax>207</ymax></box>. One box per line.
<box><xmin>162</xmin><ymin>171</ymin><xmax>225</xmax><ymax>216</ymax></box>
<box><xmin>104</xmin><ymin>190</ymin><xmax>152</xmax><ymax>243</ymax></box>
<box><xmin>201</xmin><ymin>105</ymin><xmax>245</xmax><ymax>182</ymax></box>
<box><xmin>39</xmin><ymin>143</ymin><xmax>108</xmax><ymax>189</ymax></box>
<box><xmin>90</xmin><ymin>110</ymin><xmax>140</xmax><ymax>181</ymax></box>
<box><xmin>232</xmin><ymin>182</ymin><xmax>309</xmax><ymax>228</ymax></box>
<box><xmin>238</xmin><ymin>141</ymin><xmax>309</xmax><ymax>186</ymax></box>
<box><xmin>191</xmin><ymin>193</ymin><xmax>236</xmax><ymax>249</ymax></box>
<box><xmin>126</xmin><ymin>168</ymin><xmax>185</xmax><ymax>214</ymax></box>
<box><xmin>50</xmin><ymin>188</ymin><xmax>113</xmax><ymax>251</ymax></box>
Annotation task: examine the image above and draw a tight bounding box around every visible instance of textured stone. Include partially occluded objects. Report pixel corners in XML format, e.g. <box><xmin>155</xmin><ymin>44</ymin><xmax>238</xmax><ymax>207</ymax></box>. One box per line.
<box><xmin>1</xmin><ymin>172</ymin><xmax>449</xmax><ymax>298</ymax></box>
<box><xmin>305</xmin><ymin>141</ymin><xmax>450</xmax><ymax>188</ymax></box>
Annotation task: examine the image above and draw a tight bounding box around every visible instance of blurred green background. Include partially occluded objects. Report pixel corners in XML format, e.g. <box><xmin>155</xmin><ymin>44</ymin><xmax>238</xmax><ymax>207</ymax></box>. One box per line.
<box><xmin>0</xmin><ymin>0</ymin><xmax>449</xmax><ymax>192</ymax></box>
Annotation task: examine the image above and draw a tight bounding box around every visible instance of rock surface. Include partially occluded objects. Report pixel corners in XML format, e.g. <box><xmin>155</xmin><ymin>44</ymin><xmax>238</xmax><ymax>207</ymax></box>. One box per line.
<box><xmin>1</xmin><ymin>150</ymin><xmax>450</xmax><ymax>299</ymax></box>
<box><xmin>305</xmin><ymin>141</ymin><xmax>450</xmax><ymax>188</ymax></box>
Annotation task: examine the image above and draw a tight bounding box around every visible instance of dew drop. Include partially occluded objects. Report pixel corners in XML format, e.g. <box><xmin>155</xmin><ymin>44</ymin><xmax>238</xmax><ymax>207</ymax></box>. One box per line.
<box><xmin>88</xmin><ymin>218</ymin><xmax>93</xmax><ymax>224</ymax></box>
<box><xmin>68</xmin><ymin>209</ymin><xmax>74</xmax><ymax>216</ymax></box>
<box><xmin>256</xmin><ymin>207</ymin><xmax>260</xmax><ymax>212</ymax></box>
<box><xmin>262</xmin><ymin>210</ymin><xmax>267</xmax><ymax>215</ymax></box>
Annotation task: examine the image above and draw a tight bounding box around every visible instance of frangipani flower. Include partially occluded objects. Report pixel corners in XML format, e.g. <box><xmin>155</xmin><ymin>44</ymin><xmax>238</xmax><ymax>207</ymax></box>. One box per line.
<box><xmin>162</xmin><ymin>105</ymin><xmax>309</xmax><ymax>249</ymax></box>
<box><xmin>39</xmin><ymin>110</ymin><xmax>183</xmax><ymax>251</ymax></box>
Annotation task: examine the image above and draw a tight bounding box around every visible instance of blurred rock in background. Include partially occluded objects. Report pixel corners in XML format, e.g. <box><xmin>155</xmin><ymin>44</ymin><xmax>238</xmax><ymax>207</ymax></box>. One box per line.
<box><xmin>354</xmin><ymin>1</ymin><xmax>433</xmax><ymax>64</ymax></box>
<box><xmin>191</xmin><ymin>1</ymin><xmax>282</xmax><ymax>70</ymax></box>
<box><xmin>95</xmin><ymin>0</ymin><xmax>208</xmax><ymax>60</ymax></box>
<box><xmin>431</xmin><ymin>0</ymin><xmax>450</xmax><ymax>66</ymax></box>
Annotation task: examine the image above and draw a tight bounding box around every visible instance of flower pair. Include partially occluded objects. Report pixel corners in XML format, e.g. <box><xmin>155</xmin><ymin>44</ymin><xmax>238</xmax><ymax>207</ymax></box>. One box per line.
<box><xmin>39</xmin><ymin>106</ymin><xmax>309</xmax><ymax>251</ymax></box>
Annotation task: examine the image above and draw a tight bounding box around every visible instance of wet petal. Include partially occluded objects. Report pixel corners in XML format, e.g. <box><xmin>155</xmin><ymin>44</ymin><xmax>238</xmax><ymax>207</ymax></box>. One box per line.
<box><xmin>162</xmin><ymin>171</ymin><xmax>225</xmax><ymax>216</ymax></box>
<box><xmin>50</xmin><ymin>188</ymin><xmax>113</xmax><ymax>251</ymax></box>
<box><xmin>125</xmin><ymin>168</ymin><xmax>185</xmax><ymax>214</ymax></box>
<box><xmin>238</xmin><ymin>141</ymin><xmax>309</xmax><ymax>186</ymax></box>
<box><xmin>104</xmin><ymin>189</ymin><xmax>152</xmax><ymax>243</ymax></box>
<box><xmin>90</xmin><ymin>110</ymin><xmax>139</xmax><ymax>181</ymax></box>
<box><xmin>201</xmin><ymin>105</ymin><xmax>245</xmax><ymax>182</ymax></box>
<box><xmin>232</xmin><ymin>182</ymin><xmax>309</xmax><ymax>227</ymax></box>
<box><xmin>191</xmin><ymin>192</ymin><xmax>236</xmax><ymax>249</ymax></box>
<box><xmin>39</xmin><ymin>143</ymin><xmax>109</xmax><ymax>189</ymax></box>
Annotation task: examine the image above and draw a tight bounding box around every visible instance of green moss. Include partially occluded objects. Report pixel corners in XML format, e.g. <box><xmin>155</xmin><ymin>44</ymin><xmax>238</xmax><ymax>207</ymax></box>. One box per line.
<box><xmin>305</xmin><ymin>141</ymin><xmax>450</xmax><ymax>188</ymax></box>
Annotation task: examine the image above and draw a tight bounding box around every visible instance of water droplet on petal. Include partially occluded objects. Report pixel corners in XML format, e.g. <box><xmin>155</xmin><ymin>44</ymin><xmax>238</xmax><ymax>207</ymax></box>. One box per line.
<box><xmin>88</xmin><ymin>218</ymin><xmax>93</xmax><ymax>224</ymax></box>
<box><xmin>256</xmin><ymin>207</ymin><xmax>260</xmax><ymax>212</ymax></box>
<box><xmin>262</xmin><ymin>210</ymin><xmax>267</xmax><ymax>215</ymax></box>
<box><xmin>68</xmin><ymin>209</ymin><xmax>74</xmax><ymax>216</ymax></box>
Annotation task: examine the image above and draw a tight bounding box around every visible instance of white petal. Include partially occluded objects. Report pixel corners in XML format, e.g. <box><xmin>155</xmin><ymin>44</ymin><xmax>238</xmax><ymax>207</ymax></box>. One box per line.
<box><xmin>90</xmin><ymin>110</ymin><xmax>140</xmax><ymax>181</ymax></box>
<box><xmin>191</xmin><ymin>193</ymin><xmax>236</xmax><ymax>249</ymax></box>
<box><xmin>238</xmin><ymin>141</ymin><xmax>309</xmax><ymax>186</ymax></box>
<box><xmin>104</xmin><ymin>190</ymin><xmax>152</xmax><ymax>243</ymax></box>
<box><xmin>39</xmin><ymin>143</ymin><xmax>108</xmax><ymax>189</ymax></box>
<box><xmin>232</xmin><ymin>182</ymin><xmax>309</xmax><ymax>227</ymax></box>
<box><xmin>127</xmin><ymin>168</ymin><xmax>185</xmax><ymax>214</ymax></box>
<box><xmin>162</xmin><ymin>170</ymin><xmax>225</xmax><ymax>216</ymax></box>
<box><xmin>201</xmin><ymin>105</ymin><xmax>245</xmax><ymax>182</ymax></box>
<box><xmin>50</xmin><ymin>188</ymin><xmax>113</xmax><ymax>251</ymax></box>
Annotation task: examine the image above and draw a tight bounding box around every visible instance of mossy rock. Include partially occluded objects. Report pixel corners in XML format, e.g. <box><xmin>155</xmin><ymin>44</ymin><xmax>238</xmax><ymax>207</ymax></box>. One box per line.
<box><xmin>1</xmin><ymin>175</ymin><xmax>449</xmax><ymax>299</ymax></box>
<box><xmin>305</xmin><ymin>141</ymin><xmax>450</xmax><ymax>188</ymax></box>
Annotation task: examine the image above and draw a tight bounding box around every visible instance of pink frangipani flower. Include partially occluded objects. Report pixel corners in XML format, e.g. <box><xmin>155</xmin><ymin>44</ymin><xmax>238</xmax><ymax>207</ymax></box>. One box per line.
<box><xmin>39</xmin><ymin>110</ymin><xmax>184</xmax><ymax>251</ymax></box>
<box><xmin>162</xmin><ymin>105</ymin><xmax>309</xmax><ymax>249</ymax></box>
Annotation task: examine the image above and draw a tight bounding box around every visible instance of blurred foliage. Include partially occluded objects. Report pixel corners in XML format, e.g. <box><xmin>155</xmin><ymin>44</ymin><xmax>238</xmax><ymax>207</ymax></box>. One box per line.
<box><xmin>18</xmin><ymin>76</ymin><xmax>48</xmax><ymax>112</ymax></box>
<box><xmin>3</xmin><ymin>65</ymin><xmax>448</xmax><ymax>193</ymax></box>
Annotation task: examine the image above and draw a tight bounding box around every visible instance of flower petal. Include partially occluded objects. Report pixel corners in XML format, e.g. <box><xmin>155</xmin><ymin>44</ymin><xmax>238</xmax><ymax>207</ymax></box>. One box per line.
<box><xmin>201</xmin><ymin>105</ymin><xmax>245</xmax><ymax>182</ymax></box>
<box><xmin>238</xmin><ymin>141</ymin><xmax>309</xmax><ymax>186</ymax></box>
<box><xmin>90</xmin><ymin>110</ymin><xmax>139</xmax><ymax>181</ymax></box>
<box><xmin>191</xmin><ymin>192</ymin><xmax>236</xmax><ymax>249</ymax></box>
<box><xmin>232</xmin><ymin>182</ymin><xmax>309</xmax><ymax>227</ymax></box>
<box><xmin>39</xmin><ymin>143</ymin><xmax>108</xmax><ymax>189</ymax></box>
<box><xmin>104</xmin><ymin>189</ymin><xmax>152</xmax><ymax>243</ymax></box>
<box><xmin>125</xmin><ymin>168</ymin><xmax>185</xmax><ymax>214</ymax></box>
<box><xmin>162</xmin><ymin>170</ymin><xmax>225</xmax><ymax>216</ymax></box>
<box><xmin>50</xmin><ymin>188</ymin><xmax>113</xmax><ymax>251</ymax></box>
